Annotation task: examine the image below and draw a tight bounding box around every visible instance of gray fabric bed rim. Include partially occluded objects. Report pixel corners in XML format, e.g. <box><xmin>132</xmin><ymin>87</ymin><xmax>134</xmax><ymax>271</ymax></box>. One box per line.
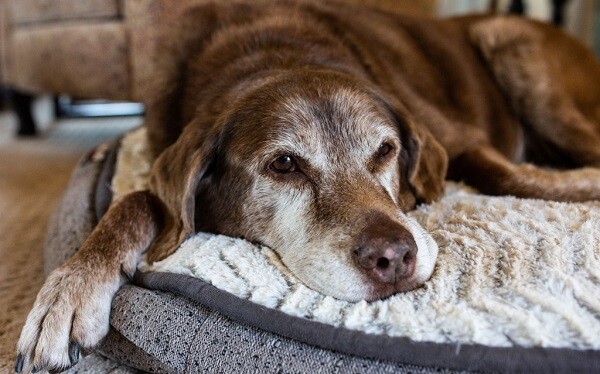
<box><xmin>70</xmin><ymin>134</ymin><xmax>599</xmax><ymax>373</ymax></box>
<box><xmin>134</xmin><ymin>271</ymin><xmax>600</xmax><ymax>374</ymax></box>
<box><xmin>94</xmin><ymin>139</ymin><xmax>120</xmax><ymax>222</ymax></box>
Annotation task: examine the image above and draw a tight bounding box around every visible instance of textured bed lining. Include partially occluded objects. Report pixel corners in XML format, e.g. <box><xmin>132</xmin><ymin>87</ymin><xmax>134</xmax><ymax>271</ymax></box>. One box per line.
<box><xmin>135</xmin><ymin>271</ymin><xmax>600</xmax><ymax>374</ymax></box>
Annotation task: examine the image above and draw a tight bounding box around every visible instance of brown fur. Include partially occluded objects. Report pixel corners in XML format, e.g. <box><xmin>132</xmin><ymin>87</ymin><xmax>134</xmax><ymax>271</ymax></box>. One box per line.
<box><xmin>17</xmin><ymin>1</ymin><xmax>600</xmax><ymax>372</ymax></box>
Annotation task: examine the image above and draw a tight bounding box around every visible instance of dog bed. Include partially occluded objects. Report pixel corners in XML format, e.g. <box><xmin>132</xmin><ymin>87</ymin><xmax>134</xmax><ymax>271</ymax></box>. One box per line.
<box><xmin>45</xmin><ymin>127</ymin><xmax>600</xmax><ymax>373</ymax></box>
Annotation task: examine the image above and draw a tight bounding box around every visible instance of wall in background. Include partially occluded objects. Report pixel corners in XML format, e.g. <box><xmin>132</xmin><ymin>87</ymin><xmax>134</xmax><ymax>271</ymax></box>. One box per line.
<box><xmin>563</xmin><ymin>0</ymin><xmax>597</xmax><ymax>49</ymax></box>
<box><xmin>437</xmin><ymin>0</ymin><xmax>599</xmax><ymax>53</ymax></box>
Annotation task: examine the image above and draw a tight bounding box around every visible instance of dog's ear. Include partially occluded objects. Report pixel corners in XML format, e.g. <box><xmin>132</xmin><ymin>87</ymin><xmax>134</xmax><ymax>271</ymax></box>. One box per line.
<box><xmin>401</xmin><ymin>120</ymin><xmax>448</xmax><ymax>204</ymax></box>
<box><xmin>384</xmin><ymin>100</ymin><xmax>448</xmax><ymax>204</ymax></box>
<box><xmin>146</xmin><ymin>123</ymin><xmax>218</xmax><ymax>262</ymax></box>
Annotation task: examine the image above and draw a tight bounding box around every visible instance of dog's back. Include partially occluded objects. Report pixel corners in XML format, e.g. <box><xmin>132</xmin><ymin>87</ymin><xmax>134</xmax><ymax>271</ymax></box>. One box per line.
<box><xmin>145</xmin><ymin>2</ymin><xmax>499</xmax><ymax>155</ymax></box>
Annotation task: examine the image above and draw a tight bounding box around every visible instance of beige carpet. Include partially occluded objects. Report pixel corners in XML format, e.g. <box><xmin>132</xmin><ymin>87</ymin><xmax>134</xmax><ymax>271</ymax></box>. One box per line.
<box><xmin>0</xmin><ymin>112</ymin><xmax>139</xmax><ymax>373</ymax></box>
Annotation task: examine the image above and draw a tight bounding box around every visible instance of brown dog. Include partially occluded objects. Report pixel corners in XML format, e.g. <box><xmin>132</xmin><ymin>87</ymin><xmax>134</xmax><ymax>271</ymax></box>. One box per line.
<box><xmin>16</xmin><ymin>1</ymin><xmax>600</xmax><ymax>372</ymax></box>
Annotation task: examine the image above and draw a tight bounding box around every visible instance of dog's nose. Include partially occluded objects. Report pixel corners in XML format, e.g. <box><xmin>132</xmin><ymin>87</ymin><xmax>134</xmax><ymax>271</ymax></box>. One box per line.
<box><xmin>353</xmin><ymin>239</ymin><xmax>417</xmax><ymax>284</ymax></box>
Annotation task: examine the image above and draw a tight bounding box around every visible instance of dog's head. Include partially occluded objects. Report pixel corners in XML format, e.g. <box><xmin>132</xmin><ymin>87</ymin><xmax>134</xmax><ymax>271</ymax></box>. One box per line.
<box><xmin>149</xmin><ymin>71</ymin><xmax>447</xmax><ymax>301</ymax></box>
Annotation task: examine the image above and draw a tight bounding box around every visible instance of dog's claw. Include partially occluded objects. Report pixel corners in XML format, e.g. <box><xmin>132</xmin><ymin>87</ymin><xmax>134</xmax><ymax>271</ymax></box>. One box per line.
<box><xmin>81</xmin><ymin>347</ymin><xmax>92</xmax><ymax>358</ymax></box>
<box><xmin>14</xmin><ymin>354</ymin><xmax>23</xmax><ymax>373</ymax></box>
<box><xmin>16</xmin><ymin>264</ymin><xmax>118</xmax><ymax>374</ymax></box>
<box><xmin>49</xmin><ymin>366</ymin><xmax>70</xmax><ymax>374</ymax></box>
<box><xmin>69</xmin><ymin>342</ymin><xmax>80</xmax><ymax>365</ymax></box>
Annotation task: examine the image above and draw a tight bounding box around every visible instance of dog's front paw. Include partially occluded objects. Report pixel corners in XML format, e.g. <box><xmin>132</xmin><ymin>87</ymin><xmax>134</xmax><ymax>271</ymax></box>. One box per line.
<box><xmin>15</xmin><ymin>266</ymin><xmax>121</xmax><ymax>373</ymax></box>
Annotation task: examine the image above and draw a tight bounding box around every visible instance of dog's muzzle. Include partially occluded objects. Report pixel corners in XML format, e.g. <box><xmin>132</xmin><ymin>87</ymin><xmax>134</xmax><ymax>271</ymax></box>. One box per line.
<box><xmin>353</xmin><ymin>227</ymin><xmax>416</xmax><ymax>285</ymax></box>
<box><xmin>352</xmin><ymin>211</ymin><xmax>437</xmax><ymax>299</ymax></box>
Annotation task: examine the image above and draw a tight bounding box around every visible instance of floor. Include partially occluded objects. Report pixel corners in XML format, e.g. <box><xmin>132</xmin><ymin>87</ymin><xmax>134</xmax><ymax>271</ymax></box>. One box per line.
<box><xmin>0</xmin><ymin>100</ymin><xmax>140</xmax><ymax>372</ymax></box>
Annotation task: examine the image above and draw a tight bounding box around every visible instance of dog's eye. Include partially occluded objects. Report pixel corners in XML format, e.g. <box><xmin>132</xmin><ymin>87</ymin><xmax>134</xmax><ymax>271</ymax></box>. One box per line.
<box><xmin>270</xmin><ymin>154</ymin><xmax>297</xmax><ymax>173</ymax></box>
<box><xmin>377</xmin><ymin>142</ymin><xmax>393</xmax><ymax>157</ymax></box>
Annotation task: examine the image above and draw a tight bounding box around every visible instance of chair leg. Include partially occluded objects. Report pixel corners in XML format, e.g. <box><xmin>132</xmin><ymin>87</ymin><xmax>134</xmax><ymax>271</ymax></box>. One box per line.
<box><xmin>552</xmin><ymin>0</ymin><xmax>570</xmax><ymax>26</ymax></box>
<box><xmin>12</xmin><ymin>90</ymin><xmax>37</xmax><ymax>136</ymax></box>
<box><xmin>508</xmin><ymin>0</ymin><xmax>526</xmax><ymax>15</ymax></box>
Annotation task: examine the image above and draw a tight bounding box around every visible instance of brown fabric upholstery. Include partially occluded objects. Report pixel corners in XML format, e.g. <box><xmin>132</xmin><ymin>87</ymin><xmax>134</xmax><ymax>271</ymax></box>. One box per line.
<box><xmin>8</xmin><ymin>22</ymin><xmax>129</xmax><ymax>99</ymax></box>
<box><xmin>10</xmin><ymin>0</ymin><xmax>121</xmax><ymax>25</ymax></box>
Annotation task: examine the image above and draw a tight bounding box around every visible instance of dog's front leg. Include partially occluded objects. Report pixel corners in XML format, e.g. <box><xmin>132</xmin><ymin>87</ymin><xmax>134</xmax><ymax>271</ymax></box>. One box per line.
<box><xmin>15</xmin><ymin>191</ymin><xmax>162</xmax><ymax>373</ymax></box>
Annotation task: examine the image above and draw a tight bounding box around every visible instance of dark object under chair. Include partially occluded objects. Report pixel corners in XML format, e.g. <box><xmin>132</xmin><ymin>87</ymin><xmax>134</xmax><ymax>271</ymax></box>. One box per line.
<box><xmin>11</xmin><ymin>90</ymin><xmax>36</xmax><ymax>136</ymax></box>
<box><xmin>7</xmin><ymin>89</ymin><xmax>144</xmax><ymax>137</ymax></box>
<box><xmin>54</xmin><ymin>96</ymin><xmax>144</xmax><ymax>119</ymax></box>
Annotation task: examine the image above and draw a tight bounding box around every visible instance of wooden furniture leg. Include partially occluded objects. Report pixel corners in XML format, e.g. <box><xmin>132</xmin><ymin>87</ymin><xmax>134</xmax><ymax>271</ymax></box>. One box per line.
<box><xmin>12</xmin><ymin>90</ymin><xmax>36</xmax><ymax>136</ymax></box>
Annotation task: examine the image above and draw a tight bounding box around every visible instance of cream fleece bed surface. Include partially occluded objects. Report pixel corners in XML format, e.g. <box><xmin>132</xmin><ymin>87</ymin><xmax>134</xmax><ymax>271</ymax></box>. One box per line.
<box><xmin>114</xmin><ymin>127</ymin><xmax>600</xmax><ymax>350</ymax></box>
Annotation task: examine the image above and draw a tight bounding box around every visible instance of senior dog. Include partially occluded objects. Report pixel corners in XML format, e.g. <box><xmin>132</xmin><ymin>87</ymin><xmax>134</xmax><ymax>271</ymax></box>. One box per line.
<box><xmin>16</xmin><ymin>0</ymin><xmax>600</xmax><ymax>372</ymax></box>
